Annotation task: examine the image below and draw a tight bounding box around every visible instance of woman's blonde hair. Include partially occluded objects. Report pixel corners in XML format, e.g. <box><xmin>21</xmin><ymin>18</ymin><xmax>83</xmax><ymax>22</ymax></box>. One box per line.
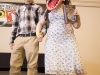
<box><xmin>63</xmin><ymin>0</ymin><xmax>71</xmax><ymax>5</ymax></box>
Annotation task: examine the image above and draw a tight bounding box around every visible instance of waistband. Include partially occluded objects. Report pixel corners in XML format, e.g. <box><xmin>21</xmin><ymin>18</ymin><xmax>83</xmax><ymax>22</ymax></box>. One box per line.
<box><xmin>18</xmin><ymin>33</ymin><xmax>36</xmax><ymax>37</ymax></box>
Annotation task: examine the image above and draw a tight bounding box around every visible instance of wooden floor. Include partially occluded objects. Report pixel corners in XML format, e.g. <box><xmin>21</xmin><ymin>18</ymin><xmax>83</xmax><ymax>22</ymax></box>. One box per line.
<box><xmin>0</xmin><ymin>71</ymin><xmax>49</xmax><ymax>75</ymax></box>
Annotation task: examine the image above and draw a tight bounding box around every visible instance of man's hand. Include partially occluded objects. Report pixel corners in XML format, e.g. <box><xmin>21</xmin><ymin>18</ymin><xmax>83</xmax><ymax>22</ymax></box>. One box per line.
<box><xmin>36</xmin><ymin>33</ymin><xmax>44</xmax><ymax>42</ymax></box>
<box><xmin>9</xmin><ymin>43</ymin><xmax>14</xmax><ymax>50</ymax></box>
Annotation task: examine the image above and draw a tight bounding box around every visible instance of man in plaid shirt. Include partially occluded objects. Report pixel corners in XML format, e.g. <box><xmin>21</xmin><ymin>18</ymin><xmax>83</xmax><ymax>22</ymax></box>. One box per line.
<box><xmin>9</xmin><ymin>0</ymin><xmax>47</xmax><ymax>75</ymax></box>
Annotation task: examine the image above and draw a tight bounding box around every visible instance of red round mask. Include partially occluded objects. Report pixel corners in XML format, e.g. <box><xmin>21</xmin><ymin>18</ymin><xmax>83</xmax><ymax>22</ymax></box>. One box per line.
<box><xmin>46</xmin><ymin>0</ymin><xmax>63</xmax><ymax>11</ymax></box>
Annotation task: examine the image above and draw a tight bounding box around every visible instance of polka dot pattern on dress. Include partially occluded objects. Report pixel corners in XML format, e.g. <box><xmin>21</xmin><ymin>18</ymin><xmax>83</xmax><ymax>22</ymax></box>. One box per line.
<box><xmin>45</xmin><ymin>5</ymin><xmax>86</xmax><ymax>75</ymax></box>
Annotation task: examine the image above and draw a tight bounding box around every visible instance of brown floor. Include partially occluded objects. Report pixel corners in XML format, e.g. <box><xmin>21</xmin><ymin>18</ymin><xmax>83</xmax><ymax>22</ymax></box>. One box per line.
<box><xmin>0</xmin><ymin>71</ymin><xmax>49</xmax><ymax>75</ymax></box>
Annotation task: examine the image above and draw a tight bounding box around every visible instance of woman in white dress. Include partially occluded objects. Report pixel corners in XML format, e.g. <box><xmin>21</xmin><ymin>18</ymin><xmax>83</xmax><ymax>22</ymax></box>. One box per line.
<box><xmin>36</xmin><ymin>0</ymin><xmax>87</xmax><ymax>75</ymax></box>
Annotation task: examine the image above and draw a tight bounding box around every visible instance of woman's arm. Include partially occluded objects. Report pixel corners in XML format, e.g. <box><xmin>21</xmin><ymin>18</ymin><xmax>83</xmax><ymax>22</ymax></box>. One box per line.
<box><xmin>36</xmin><ymin>16</ymin><xmax>47</xmax><ymax>36</ymax></box>
<box><xmin>37</xmin><ymin>6</ymin><xmax>47</xmax><ymax>36</ymax></box>
<box><xmin>73</xmin><ymin>9</ymin><xmax>81</xmax><ymax>29</ymax></box>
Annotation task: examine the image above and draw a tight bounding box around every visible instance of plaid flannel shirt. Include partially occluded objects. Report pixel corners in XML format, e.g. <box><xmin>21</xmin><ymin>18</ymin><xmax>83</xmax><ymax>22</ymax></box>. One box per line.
<box><xmin>10</xmin><ymin>4</ymin><xmax>47</xmax><ymax>44</ymax></box>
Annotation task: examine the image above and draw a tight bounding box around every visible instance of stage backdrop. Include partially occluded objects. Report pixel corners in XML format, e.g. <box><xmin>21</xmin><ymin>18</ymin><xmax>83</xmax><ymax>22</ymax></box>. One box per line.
<box><xmin>0</xmin><ymin>3</ymin><xmax>20</xmax><ymax>27</ymax></box>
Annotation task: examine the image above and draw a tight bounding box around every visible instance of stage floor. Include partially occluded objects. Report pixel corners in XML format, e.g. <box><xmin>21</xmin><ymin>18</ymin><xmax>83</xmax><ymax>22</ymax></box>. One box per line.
<box><xmin>0</xmin><ymin>71</ymin><xmax>49</xmax><ymax>75</ymax></box>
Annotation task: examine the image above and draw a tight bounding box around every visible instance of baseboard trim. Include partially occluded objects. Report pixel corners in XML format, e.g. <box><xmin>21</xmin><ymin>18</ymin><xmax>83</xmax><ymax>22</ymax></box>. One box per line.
<box><xmin>0</xmin><ymin>53</ymin><xmax>45</xmax><ymax>73</ymax></box>
<box><xmin>0</xmin><ymin>67</ymin><xmax>45</xmax><ymax>73</ymax></box>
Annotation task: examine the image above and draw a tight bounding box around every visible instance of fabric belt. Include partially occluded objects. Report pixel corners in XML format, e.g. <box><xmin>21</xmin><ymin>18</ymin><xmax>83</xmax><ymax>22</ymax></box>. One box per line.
<box><xmin>18</xmin><ymin>33</ymin><xmax>36</xmax><ymax>37</ymax></box>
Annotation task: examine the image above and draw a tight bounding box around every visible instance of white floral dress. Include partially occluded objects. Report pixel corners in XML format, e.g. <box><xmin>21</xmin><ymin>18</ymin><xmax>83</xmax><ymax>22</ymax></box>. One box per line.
<box><xmin>45</xmin><ymin>5</ymin><xmax>86</xmax><ymax>75</ymax></box>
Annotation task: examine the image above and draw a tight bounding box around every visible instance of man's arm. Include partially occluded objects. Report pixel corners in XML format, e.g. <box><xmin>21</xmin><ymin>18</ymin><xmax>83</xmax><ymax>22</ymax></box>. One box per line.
<box><xmin>10</xmin><ymin>8</ymin><xmax>19</xmax><ymax>44</ymax></box>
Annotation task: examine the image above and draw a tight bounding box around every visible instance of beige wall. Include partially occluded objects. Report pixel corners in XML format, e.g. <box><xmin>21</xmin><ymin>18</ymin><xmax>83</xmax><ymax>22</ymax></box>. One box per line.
<box><xmin>0</xmin><ymin>1</ymin><xmax>100</xmax><ymax>75</ymax></box>
<box><xmin>73</xmin><ymin>6</ymin><xmax>100</xmax><ymax>75</ymax></box>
